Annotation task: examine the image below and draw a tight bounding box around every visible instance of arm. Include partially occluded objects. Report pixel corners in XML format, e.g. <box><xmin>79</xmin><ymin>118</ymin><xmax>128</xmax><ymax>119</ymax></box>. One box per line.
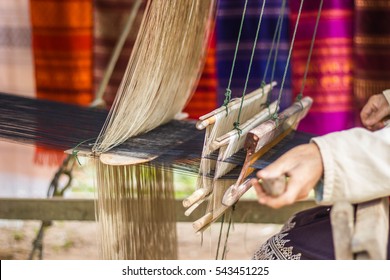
<box><xmin>312</xmin><ymin>127</ymin><xmax>390</xmax><ymax>205</ymax></box>
<box><xmin>252</xmin><ymin>91</ymin><xmax>390</xmax><ymax>209</ymax></box>
<box><xmin>252</xmin><ymin>127</ymin><xmax>390</xmax><ymax>208</ymax></box>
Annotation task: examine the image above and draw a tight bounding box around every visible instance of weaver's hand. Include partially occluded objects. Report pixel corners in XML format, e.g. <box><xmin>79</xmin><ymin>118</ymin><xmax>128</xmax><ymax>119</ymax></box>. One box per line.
<box><xmin>360</xmin><ymin>93</ymin><xmax>390</xmax><ymax>131</ymax></box>
<box><xmin>251</xmin><ymin>143</ymin><xmax>323</xmax><ymax>209</ymax></box>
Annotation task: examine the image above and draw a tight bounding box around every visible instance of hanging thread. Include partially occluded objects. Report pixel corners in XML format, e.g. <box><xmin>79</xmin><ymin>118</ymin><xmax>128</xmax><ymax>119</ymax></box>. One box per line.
<box><xmin>234</xmin><ymin>0</ymin><xmax>267</xmax><ymax>132</ymax></box>
<box><xmin>274</xmin><ymin>0</ymin><xmax>305</xmax><ymax>120</ymax></box>
<box><xmin>296</xmin><ymin>0</ymin><xmax>323</xmax><ymax>103</ymax></box>
<box><xmin>223</xmin><ymin>0</ymin><xmax>249</xmax><ymax>113</ymax></box>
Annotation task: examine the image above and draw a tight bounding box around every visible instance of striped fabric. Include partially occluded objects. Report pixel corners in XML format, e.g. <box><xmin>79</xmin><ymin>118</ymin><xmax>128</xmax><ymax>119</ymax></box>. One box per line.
<box><xmin>93</xmin><ymin>0</ymin><xmax>146</xmax><ymax>107</ymax></box>
<box><xmin>290</xmin><ymin>0</ymin><xmax>356</xmax><ymax>135</ymax></box>
<box><xmin>183</xmin><ymin>33</ymin><xmax>218</xmax><ymax>119</ymax></box>
<box><xmin>30</xmin><ymin>0</ymin><xmax>94</xmax><ymax>105</ymax></box>
<box><xmin>0</xmin><ymin>0</ymin><xmax>35</xmax><ymax>97</ymax></box>
<box><xmin>215</xmin><ymin>0</ymin><xmax>292</xmax><ymax>109</ymax></box>
<box><xmin>10</xmin><ymin>1</ymin><xmax>389</xmax><ymax>160</ymax></box>
<box><xmin>30</xmin><ymin>0</ymin><xmax>94</xmax><ymax>164</ymax></box>
<box><xmin>354</xmin><ymin>0</ymin><xmax>390</xmax><ymax>110</ymax></box>
<box><xmin>0</xmin><ymin>0</ymin><xmax>57</xmax><ymax>196</ymax></box>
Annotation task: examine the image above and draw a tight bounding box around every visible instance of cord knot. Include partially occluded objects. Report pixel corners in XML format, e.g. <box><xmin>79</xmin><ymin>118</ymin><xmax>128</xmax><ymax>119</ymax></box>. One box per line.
<box><xmin>233</xmin><ymin>121</ymin><xmax>242</xmax><ymax>135</ymax></box>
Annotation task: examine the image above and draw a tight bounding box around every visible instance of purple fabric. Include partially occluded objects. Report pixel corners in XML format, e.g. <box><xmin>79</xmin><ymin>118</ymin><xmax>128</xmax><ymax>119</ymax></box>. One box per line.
<box><xmin>216</xmin><ymin>0</ymin><xmax>292</xmax><ymax>110</ymax></box>
<box><xmin>254</xmin><ymin>205</ymin><xmax>390</xmax><ymax>260</ymax></box>
<box><xmin>290</xmin><ymin>0</ymin><xmax>357</xmax><ymax>135</ymax></box>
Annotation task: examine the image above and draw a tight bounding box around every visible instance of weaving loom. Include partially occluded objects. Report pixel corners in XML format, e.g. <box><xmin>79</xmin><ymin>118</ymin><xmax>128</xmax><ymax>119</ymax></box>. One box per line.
<box><xmin>0</xmin><ymin>0</ymin><xmax>322</xmax><ymax>260</ymax></box>
<box><xmin>179</xmin><ymin>1</ymin><xmax>319</xmax><ymax>257</ymax></box>
<box><xmin>1</xmin><ymin>1</ymin><xmax>312</xmax><ymax>259</ymax></box>
<box><xmin>0</xmin><ymin>0</ymin><xmax>215</xmax><ymax>260</ymax></box>
<box><xmin>89</xmin><ymin>0</ymin><xmax>318</xmax><ymax>258</ymax></box>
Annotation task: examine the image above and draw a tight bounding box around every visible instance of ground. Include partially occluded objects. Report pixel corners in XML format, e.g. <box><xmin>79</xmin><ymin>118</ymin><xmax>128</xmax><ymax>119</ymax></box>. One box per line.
<box><xmin>0</xmin><ymin>220</ymin><xmax>281</xmax><ymax>260</ymax></box>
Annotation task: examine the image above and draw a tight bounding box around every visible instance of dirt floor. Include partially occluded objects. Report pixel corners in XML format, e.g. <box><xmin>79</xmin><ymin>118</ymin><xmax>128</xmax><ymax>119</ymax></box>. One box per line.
<box><xmin>0</xmin><ymin>220</ymin><xmax>281</xmax><ymax>260</ymax></box>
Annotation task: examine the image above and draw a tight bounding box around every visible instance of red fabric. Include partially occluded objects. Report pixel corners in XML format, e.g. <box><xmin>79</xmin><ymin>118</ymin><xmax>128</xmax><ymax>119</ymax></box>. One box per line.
<box><xmin>30</xmin><ymin>0</ymin><xmax>94</xmax><ymax>164</ymax></box>
<box><xmin>184</xmin><ymin>32</ymin><xmax>217</xmax><ymax>119</ymax></box>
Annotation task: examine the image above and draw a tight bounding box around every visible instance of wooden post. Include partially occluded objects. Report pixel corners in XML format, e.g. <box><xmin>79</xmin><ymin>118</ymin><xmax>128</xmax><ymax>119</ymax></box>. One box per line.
<box><xmin>353</xmin><ymin>198</ymin><xmax>389</xmax><ymax>260</ymax></box>
<box><xmin>331</xmin><ymin>201</ymin><xmax>354</xmax><ymax>260</ymax></box>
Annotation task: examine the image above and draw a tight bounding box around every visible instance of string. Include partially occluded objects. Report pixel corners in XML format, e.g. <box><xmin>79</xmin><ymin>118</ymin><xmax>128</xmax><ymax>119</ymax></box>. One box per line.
<box><xmin>269</xmin><ymin>0</ymin><xmax>286</xmax><ymax>95</ymax></box>
<box><xmin>92</xmin><ymin>0</ymin><xmax>143</xmax><ymax>107</ymax></box>
<box><xmin>223</xmin><ymin>0</ymin><xmax>249</xmax><ymax>113</ymax></box>
<box><xmin>261</xmin><ymin>0</ymin><xmax>285</xmax><ymax>87</ymax></box>
<box><xmin>215</xmin><ymin>213</ymin><xmax>225</xmax><ymax>260</ymax></box>
<box><xmin>296</xmin><ymin>0</ymin><xmax>323</xmax><ymax>102</ymax></box>
<box><xmin>222</xmin><ymin>205</ymin><xmax>235</xmax><ymax>260</ymax></box>
<box><xmin>92</xmin><ymin>0</ymin><xmax>215</xmax><ymax>154</ymax></box>
<box><xmin>274</xmin><ymin>0</ymin><xmax>305</xmax><ymax>118</ymax></box>
<box><xmin>71</xmin><ymin>137</ymin><xmax>96</xmax><ymax>165</ymax></box>
<box><xmin>265</xmin><ymin>0</ymin><xmax>286</xmax><ymax>107</ymax></box>
<box><xmin>234</xmin><ymin>0</ymin><xmax>267</xmax><ymax>133</ymax></box>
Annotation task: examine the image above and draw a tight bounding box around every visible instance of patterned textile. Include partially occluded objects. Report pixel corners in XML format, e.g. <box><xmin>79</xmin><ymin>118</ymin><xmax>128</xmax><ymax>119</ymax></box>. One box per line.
<box><xmin>253</xmin><ymin>205</ymin><xmax>390</xmax><ymax>260</ymax></box>
<box><xmin>354</xmin><ymin>0</ymin><xmax>390</xmax><ymax>110</ymax></box>
<box><xmin>30</xmin><ymin>0</ymin><xmax>94</xmax><ymax>164</ymax></box>
<box><xmin>93</xmin><ymin>0</ymin><xmax>146</xmax><ymax>107</ymax></box>
<box><xmin>0</xmin><ymin>1</ymin><xmax>55</xmax><ymax>198</ymax></box>
<box><xmin>290</xmin><ymin>0</ymin><xmax>356</xmax><ymax>135</ymax></box>
<box><xmin>184</xmin><ymin>33</ymin><xmax>218</xmax><ymax>119</ymax></box>
<box><xmin>216</xmin><ymin>0</ymin><xmax>292</xmax><ymax>109</ymax></box>
<box><xmin>30</xmin><ymin>0</ymin><xmax>94</xmax><ymax>105</ymax></box>
<box><xmin>0</xmin><ymin>0</ymin><xmax>35</xmax><ymax>96</ymax></box>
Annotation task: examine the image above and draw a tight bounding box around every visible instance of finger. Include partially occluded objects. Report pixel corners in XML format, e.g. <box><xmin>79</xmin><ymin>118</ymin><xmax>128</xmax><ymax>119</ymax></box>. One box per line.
<box><xmin>371</xmin><ymin>121</ymin><xmax>385</xmax><ymax>131</ymax></box>
<box><xmin>252</xmin><ymin>177</ymin><xmax>285</xmax><ymax>205</ymax></box>
<box><xmin>360</xmin><ymin>103</ymin><xmax>373</xmax><ymax>123</ymax></box>
<box><xmin>257</xmin><ymin>176</ymin><xmax>302</xmax><ymax>209</ymax></box>
<box><xmin>360</xmin><ymin>96</ymin><xmax>375</xmax><ymax>124</ymax></box>
<box><xmin>360</xmin><ymin>105</ymin><xmax>377</xmax><ymax>127</ymax></box>
<box><xmin>251</xmin><ymin>178</ymin><xmax>267</xmax><ymax>199</ymax></box>
<box><xmin>256</xmin><ymin>152</ymin><xmax>297</xmax><ymax>179</ymax></box>
<box><xmin>360</xmin><ymin>95</ymin><xmax>390</xmax><ymax>128</ymax></box>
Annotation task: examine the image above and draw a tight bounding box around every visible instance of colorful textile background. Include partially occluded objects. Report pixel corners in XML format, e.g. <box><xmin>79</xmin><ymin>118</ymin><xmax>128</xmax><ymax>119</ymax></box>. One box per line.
<box><xmin>0</xmin><ymin>0</ymin><xmax>57</xmax><ymax>196</ymax></box>
<box><xmin>354</xmin><ymin>0</ymin><xmax>390</xmax><ymax>110</ymax></box>
<box><xmin>290</xmin><ymin>0</ymin><xmax>356</xmax><ymax>135</ymax></box>
<box><xmin>30</xmin><ymin>0</ymin><xmax>94</xmax><ymax>164</ymax></box>
<box><xmin>30</xmin><ymin>0</ymin><xmax>94</xmax><ymax>105</ymax></box>
<box><xmin>215</xmin><ymin>0</ymin><xmax>292</xmax><ymax>109</ymax></box>
<box><xmin>183</xmin><ymin>33</ymin><xmax>218</xmax><ymax>119</ymax></box>
<box><xmin>3</xmin><ymin>0</ymin><xmax>390</xmax><ymax>165</ymax></box>
<box><xmin>0</xmin><ymin>0</ymin><xmax>35</xmax><ymax>96</ymax></box>
<box><xmin>93</xmin><ymin>0</ymin><xmax>146</xmax><ymax>107</ymax></box>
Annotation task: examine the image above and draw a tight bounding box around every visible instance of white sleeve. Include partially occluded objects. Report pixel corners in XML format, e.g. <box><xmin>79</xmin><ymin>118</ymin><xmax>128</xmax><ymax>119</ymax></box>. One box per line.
<box><xmin>311</xmin><ymin>127</ymin><xmax>390</xmax><ymax>205</ymax></box>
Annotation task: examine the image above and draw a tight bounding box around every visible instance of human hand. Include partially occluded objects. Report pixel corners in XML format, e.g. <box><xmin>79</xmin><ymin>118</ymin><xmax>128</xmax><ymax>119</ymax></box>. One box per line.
<box><xmin>360</xmin><ymin>93</ymin><xmax>390</xmax><ymax>131</ymax></box>
<box><xmin>251</xmin><ymin>143</ymin><xmax>323</xmax><ymax>209</ymax></box>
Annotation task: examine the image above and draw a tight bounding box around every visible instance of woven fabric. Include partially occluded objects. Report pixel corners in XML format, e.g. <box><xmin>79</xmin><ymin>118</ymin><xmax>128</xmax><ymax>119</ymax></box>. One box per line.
<box><xmin>0</xmin><ymin>0</ymin><xmax>55</xmax><ymax>197</ymax></box>
<box><xmin>30</xmin><ymin>0</ymin><xmax>94</xmax><ymax>164</ymax></box>
<box><xmin>184</xmin><ymin>32</ymin><xmax>218</xmax><ymax>119</ymax></box>
<box><xmin>0</xmin><ymin>0</ymin><xmax>35</xmax><ymax>96</ymax></box>
<box><xmin>354</xmin><ymin>0</ymin><xmax>390</xmax><ymax>110</ymax></box>
<box><xmin>254</xmin><ymin>205</ymin><xmax>390</xmax><ymax>260</ymax></box>
<box><xmin>93</xmin><ymin>0</ymin><xmax>146</xmax><ymax>107</ymax></box>
<box><xmin>30</xmin><ymin>0</ymin><xmax>94</xmax><ymax>105</ymax></box>
<box><xmin>290</xmin><ymin>0</ymin><xmax>356</xmax><ymax>135</ymax></box>
<box><xmin>215</xmin><ymin>0</ymin><xmax>292</xmax><ymax>109</ymax></box>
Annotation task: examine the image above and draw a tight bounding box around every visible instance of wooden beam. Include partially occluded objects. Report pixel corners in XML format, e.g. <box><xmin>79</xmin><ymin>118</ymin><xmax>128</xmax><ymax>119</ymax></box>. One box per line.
<box><xmin>0</xmin><ymin>198</ymin><xmax>95</xmax><ymax>221</ymax></box>
<box><xmin>0</xmin><ymin>198</ymin><xmax>315</xmax><ymax>224</ymax></box>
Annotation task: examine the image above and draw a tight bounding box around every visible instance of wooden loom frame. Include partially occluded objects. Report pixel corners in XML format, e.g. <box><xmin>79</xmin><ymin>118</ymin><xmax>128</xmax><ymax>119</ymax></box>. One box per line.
<box><xmin>1</xmin><ymin>0</ymin><xmax>388</xmax><ymax>261</ymax></box>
